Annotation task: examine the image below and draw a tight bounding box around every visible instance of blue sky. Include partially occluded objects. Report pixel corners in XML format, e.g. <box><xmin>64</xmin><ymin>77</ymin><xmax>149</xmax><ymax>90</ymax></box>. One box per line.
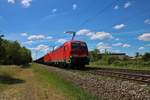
<box><xmin>0</xmin><ymin>0</ymin><xmax>150</xmax><ymax>59</ymax></box>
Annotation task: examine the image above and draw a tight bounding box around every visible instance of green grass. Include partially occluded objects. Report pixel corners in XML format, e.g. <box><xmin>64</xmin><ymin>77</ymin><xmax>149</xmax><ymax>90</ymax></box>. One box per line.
<box><xmin>88</xmin><ymin>63</ymin><xmax>150</xmax><ymax>71</ymax></box>
<box><xmin>32</xmin><ymin>63</ymin><xmax>97</xmax><ymax>100</ymax></box>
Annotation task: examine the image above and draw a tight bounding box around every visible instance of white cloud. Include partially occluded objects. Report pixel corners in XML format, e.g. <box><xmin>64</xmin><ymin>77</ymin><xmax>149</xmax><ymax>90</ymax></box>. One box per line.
<box><xmin>27</xmin><ymin>34</ymin><xmax>53</xmax><ymax>41</ymax></box>
<box><xmin>28</xmin><ymin>35</ymin><xmax>45</xmax><ymax>41</ymax></box>
<box><xmin>124</xmin><ymin>1</ymin><xmax>131</xmax><ymax>8</ymax></box>
<box><xmin>24</xmin><ymin>36</ymin><xmax>52</xmax><ymax>45</ymax></box>
<box><xmin>91</xmin><ymin>32</ymin><xmax>113</xmax><ymax>40</ymax></box>
<box><xmin>114</xmin><ymin>5</ymin><xmax>119</xmax><ymax>10</ymax></box>
<box><xmin>144</xmin><ymin>19</ymin><xmax>150</xmax><ymax>24</ymax></box>
<box><xmin>77</xmin><ymin>29</ymin><xmax>113</xmax><ymax>40</ymax></box>
<box><xmin>21</xmin><ymin>32</ymin><xmax>28</xmax><ymax>37</ymax></box>
<box><xmin>46</xmin><ymin>36</ymin><xmax>53</xmax><ymax>40</ymax></box>
<box><xmin>56</xmin><ymin>39</ymin><xmax>67</xmax><ymax>44</ymax></box>
<box><xmin>52</xmin><ymin>8</ymin><xmax>57</xmax><ymax>13</ymax></box>
<box><xmin>8</xmin><ymin>0</ymin><xmax>15</xmax><ymax>4</ymax></box>
<box><xmin>112</xmin><ymin>42</ymin><xmax>131</xmax><ymax>48</ymax></box>
<box><xmin>31</xmin><ymin>44</ymin><xmax>49</xmax><ymax>52</ymax></box>
<box><xmin>138</xmin><ymin>47</ymin><xmax>145</xmax><ymax>50</ymax></box>
<box><xmin>72</xmin><ymin>4</ymin><xmax>77</xmax><ymax>10</ymax></box>
<box><xmin>21</xmin><ymin>0</ymin><xmax>32</xmax><ymax>8</ymax></box>
<box><xmin>8</xmin><ymin>0</ymin><xmax>32</xmax><ymax>8</ymax></box>
<box><xmin>122</xmin><ymin>44</ymin><xmax>130</xmax><ymax>48</ymax></box>
<box><xmin>96</xmin><ymin>42</ymin><xmax>111</xmax><ymax>52</ymax></box>
<box><xmin>113</xmin><ymin>24</ymin><xmax>126</xmax><ymax>30</ymax></box>
<box><xmin>76</xmin><ymin>29</ymin><xmax>93</xmax><ymax>36</ymax></box>
<box><xmin>138</xmin><ymin>33</ymin><xmax>150</xmax><ymax>41</ymax></box>
<box><xmin>112</xmin><ymin>42</ymin><xmax>123</xmax><ymax>46</ymax></box>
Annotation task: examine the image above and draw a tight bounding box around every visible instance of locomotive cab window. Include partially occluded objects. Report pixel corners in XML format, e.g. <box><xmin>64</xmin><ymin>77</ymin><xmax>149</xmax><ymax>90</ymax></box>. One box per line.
<box><xmin>72</xmin><ymin>43</ymin><xmax>80</xmax><ymax>49</ymax></box>
<box><xmin>80</xmin><ymin>43</ymin><xmax>87</xmax><ymax>49</ymax></box>
<box><xmin>72</xmin><ymin>43</ymin><xmax>87</xmax><ymax>49</ymax></box>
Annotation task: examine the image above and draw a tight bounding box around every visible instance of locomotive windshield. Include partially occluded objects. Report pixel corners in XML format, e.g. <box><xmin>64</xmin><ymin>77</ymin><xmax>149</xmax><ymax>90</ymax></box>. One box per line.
<box><xmin>72</xmin><ymin>43</ymin><xmax>87</xmax><ymax>49</ymax></box>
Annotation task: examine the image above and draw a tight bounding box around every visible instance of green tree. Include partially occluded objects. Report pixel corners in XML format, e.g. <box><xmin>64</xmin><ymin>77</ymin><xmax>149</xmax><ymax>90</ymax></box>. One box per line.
<box><xmin>142</xmin><ymin>52</ymin><xmax>150</xmax><ymax>61</ymax></box>
<box><xmin>135</xmin><ymin>52</ymin><xmax>140</xmax><ymax>58</ymax></box>
<box><xmin>0</xmin><ymin>39</ymin><xmax>32</xmax><ymax>65</ymax></box>
<box><xmin>0</xmin><ymin>38</ymin><xmax>5</xmax><ymax>63</ymax></box>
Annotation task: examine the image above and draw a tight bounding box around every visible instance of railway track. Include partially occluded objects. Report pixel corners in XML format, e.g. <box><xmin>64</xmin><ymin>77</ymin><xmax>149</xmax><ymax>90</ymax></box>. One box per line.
<box><xmin>85</xmin><ymin>69</ymin><xmax>150</xmax><ymax>84</ymax></box>
<box><xmin>39</xmin><ymin>63</ymin><xmax>150</xmax><ymax>84</ymax></box>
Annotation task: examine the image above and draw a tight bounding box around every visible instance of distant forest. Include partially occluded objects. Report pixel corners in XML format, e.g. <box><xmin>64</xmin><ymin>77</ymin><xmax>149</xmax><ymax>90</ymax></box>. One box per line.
<box><xmin>0</xmin><ymin>37</ymin><xmax>32</xmax><ymax>65</ymax></box>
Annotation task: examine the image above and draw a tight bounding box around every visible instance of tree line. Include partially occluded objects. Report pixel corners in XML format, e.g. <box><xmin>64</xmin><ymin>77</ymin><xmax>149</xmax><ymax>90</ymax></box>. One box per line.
<box><xmin>0</xmin><ymin>38</ymin><xmax>32</xmax><ymax>65</ymax></box>
<box><xmin>89</xmin><ymin>49</ymin><xmax>150</xmax><ymax>67</ymax></box>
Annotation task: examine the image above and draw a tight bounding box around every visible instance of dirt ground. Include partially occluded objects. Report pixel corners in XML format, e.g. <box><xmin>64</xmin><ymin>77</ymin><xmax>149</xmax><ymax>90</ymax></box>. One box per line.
<box><xmin>0</xmin><ymin>66</ymin><xmax>66</xmax><ymax>100</ymax></box>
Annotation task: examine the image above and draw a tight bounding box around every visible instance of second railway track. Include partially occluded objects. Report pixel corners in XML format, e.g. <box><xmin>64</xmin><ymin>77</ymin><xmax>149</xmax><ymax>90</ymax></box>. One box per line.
<box><xmin>85</xmin><ymin>69</ymin><xmax>150</xmax><ymax>84</ymax></box>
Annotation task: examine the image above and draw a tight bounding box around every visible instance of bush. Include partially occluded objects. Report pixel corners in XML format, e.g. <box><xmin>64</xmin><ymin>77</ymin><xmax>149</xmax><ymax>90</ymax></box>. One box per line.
<box><xmin>100</xmin><ymin>54</ymin><xmax>120</xmax><ymax>65</ymax></box>
<box><xmin>89</xmin><ymin>49</ymin><xmax>101</xmax><ymax>62</ymax></box>
<box><xmin>89</xmin><ymin>49</ymin><xmax>150</xmax><ymax>68</ymax></box>
<box><xmin>112</xmin><ymin>61</ymin><xmax>129</xmax><ymax>66</ymax></box>
<box><xmin>140</xmin><ymin>61</ymin><xmax>150</xmax><ymax>67</ymax></box>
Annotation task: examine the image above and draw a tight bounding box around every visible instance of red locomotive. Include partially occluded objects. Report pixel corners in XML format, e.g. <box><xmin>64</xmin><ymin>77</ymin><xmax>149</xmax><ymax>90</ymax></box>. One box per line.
<box><xmin>36</xmin><ymin>31</ymin><xmax>90</xmax><ymax>68</ymax></box>
<box><xmin>36</xmin><ymin>40</ymin><xmax>89</xmax><ymax>68</ymax></box>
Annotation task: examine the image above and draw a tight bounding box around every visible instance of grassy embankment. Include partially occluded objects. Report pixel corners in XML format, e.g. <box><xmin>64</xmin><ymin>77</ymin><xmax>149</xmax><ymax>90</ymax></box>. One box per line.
<box><xmin>0</xmin><ymin>64</ymin><xmax>96</xmax><ymax>100</ymax></box>
<box><xmin>88</xmin><ymin>62</ymin><xmax>150</xmax><ymax>71</ymax></box>
<box><xmin>32</xmin><ymin>63</ymin><xmax>97</xmax><ymax>100</ymax></box>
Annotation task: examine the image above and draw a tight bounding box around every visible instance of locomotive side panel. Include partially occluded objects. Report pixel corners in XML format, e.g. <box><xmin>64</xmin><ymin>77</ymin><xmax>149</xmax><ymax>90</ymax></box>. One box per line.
<box><xmin>63</xmin><ymin>43</ymin><xmax>71</xmax><ymax>63</ymax></box>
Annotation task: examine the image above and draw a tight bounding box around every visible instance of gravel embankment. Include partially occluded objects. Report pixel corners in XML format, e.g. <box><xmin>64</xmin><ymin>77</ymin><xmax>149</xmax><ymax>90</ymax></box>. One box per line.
<box><xmin>41</xmin><ymin>64</ymin><xmax>150</xmax><ymax>100</ymax></box>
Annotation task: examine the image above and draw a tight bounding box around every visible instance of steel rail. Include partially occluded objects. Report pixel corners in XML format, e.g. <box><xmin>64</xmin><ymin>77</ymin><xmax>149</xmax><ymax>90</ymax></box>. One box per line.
<box><xmin>86</xmin><ymin>69</ymin><xmax>150</xmax><ymax>84</ymax></box>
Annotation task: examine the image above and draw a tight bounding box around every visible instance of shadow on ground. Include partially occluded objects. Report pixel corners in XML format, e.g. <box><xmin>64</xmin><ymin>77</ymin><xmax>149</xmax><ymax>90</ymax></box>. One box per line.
<box><xmin>0</xmin><ymin>75</ymin><xmax>25</xmax><ymax>84</ymax></box>
<box><xmin>21</xmin><ymin>64</ymin><xmax>31</xmax><ymax>69</ymax></box>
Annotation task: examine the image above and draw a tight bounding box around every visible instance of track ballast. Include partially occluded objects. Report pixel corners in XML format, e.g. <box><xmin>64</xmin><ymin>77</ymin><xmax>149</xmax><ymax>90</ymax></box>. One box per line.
<box><xmin>85</xmin><ymin>69</ymin><xmax>150</xmax><ymax>84</ymax></box>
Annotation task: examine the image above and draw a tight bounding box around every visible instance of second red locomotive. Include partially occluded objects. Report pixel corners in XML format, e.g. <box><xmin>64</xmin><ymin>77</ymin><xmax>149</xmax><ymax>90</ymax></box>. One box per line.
<box><xmin>43</xmin><ymin>40</ymin><xmax>89</xmax><ymax>67</ymax></box>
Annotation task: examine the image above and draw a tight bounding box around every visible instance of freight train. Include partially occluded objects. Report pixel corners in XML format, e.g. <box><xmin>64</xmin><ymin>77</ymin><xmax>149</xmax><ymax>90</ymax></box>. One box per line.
<box><xmin>35</xmin><ymin>40</ymin><xmax>90</xmax><ymax>68</ymax></box>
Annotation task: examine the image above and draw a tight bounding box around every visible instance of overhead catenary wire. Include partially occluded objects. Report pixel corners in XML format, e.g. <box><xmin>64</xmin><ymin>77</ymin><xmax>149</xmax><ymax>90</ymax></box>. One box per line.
<box><xmin>78</xmin><ymin>0</ymin><xmax>119</xmax><ymax>29</ymax></box>
<box><xmin>52</xmin><ymin>0</ymin><xmax>150</xmax><ymax>42</ymax></box>
<box><xmin>75</xmin><ymin>0</ymin><xmax>150</xmax><ymax>36</ymax></box>
<box><xmin>68</xmin><ymin>0</ymin><xmax>119</xmax><ymax>40</ymax></box>
<box><xmin>96</xmin><ymin>8</ymin><xmax>150</xmax><ymax>32</ymax></box>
